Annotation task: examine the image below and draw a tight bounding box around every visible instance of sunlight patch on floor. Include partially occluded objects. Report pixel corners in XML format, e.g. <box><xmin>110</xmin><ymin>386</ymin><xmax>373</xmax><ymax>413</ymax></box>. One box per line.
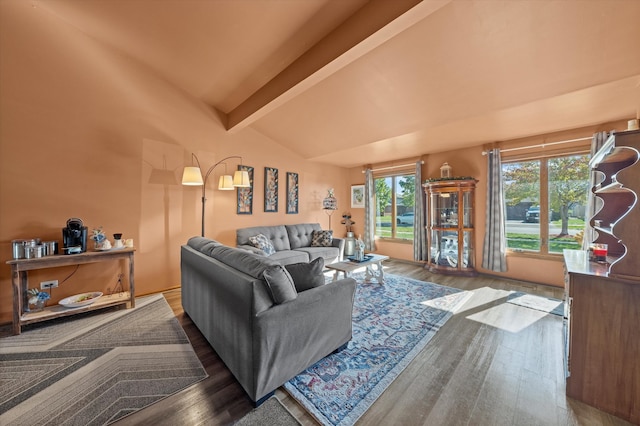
<box><xmin>466</xmin><ymin>303</ymin><xmax>549</xmax><ymax>333</ymax></box>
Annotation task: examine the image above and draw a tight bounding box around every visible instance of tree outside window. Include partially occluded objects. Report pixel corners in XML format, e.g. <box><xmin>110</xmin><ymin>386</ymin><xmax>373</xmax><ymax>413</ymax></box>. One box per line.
<box><xmin>502</xmin><ymin>154</ymin><xmax>590</xmax><ymax>254</ymax></box>
<box><xmin>374</xmin><ymin>174</ymin><xmax>415</xmax><ymax>240</ymax></box>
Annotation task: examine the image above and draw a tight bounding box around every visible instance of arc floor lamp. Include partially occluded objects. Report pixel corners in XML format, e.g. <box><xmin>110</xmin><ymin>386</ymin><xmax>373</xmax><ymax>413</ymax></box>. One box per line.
<box><xmin>182</xmin><ymin>153</ymin><xmax>250</xmax><ymax>237</ymax></box>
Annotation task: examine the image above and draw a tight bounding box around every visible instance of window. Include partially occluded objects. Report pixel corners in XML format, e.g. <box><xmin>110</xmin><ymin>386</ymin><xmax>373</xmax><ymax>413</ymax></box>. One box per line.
<box><xmin>374</xmin><ymin>174</ymin><xmax>415</xmax><ymax>240</ymax></box>
<box><xmin>502</xmin><ymin>153</ymin><xmax>590</xmax><ymax>255</ymax></box>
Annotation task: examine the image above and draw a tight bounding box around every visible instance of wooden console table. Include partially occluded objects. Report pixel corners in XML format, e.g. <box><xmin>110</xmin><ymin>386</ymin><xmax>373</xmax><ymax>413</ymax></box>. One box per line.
<box><xmin>6</xmin><ymin>248</ymin><xmax>135</xmax><ymax>335</ymax></box>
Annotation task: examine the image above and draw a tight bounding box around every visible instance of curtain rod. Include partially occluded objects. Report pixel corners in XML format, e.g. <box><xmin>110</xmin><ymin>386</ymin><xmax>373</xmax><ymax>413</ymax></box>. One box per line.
<box><xmin>481</xmin><ymin>136</ymin><xmax>592</xmax><ymax>155</ymax></box>
<box><xmin>362</xmin><ymin>161</ymin><xmax>424</xmax><ymax>173</ymax></box>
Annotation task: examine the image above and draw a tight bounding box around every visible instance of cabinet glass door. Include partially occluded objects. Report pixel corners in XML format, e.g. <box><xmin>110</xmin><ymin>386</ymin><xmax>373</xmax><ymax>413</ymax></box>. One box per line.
<box><xmin>462</xmin><ymin>190</ymin><xmax>473</xmax><ymax>228</ymax></box>
<box><xmin>429</xmin><ymin>230</ymin><xmax>460</xmax><ymax>268</ymax></box>
<box><xmin>430</xmin><ymin>191</ymin><xmax>459</xmax><ymax>228</ymax></box>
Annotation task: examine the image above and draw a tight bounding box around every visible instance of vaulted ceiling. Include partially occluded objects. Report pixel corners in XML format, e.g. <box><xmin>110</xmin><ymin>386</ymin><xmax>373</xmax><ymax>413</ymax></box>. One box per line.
<box><xmin>38</xmin><ymin>0</ymin><xmax>640</xmax><ymax>167</ymax></box>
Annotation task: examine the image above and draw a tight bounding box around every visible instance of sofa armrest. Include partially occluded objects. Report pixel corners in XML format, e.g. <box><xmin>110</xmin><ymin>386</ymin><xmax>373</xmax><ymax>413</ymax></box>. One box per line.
<box><xmin>252</xmin><ymin>278</ymin><xmax>356</xmax><ymax>399</ymax></box>
<box><xmin>331</xmin><ymin>237</ymin><xmax>345</xmax><ymax>261</ymax></box>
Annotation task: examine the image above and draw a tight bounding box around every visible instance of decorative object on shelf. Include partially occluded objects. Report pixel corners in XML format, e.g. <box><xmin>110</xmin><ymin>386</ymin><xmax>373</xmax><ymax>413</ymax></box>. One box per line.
<box><xmin>350</xmin><ymin>184</ymin><xmax>365</xmax><ymax>208</ymax></box>
<box><xmin>440</xmin><ymin>162</ymin><xmax>452</xmax><ymax>178</ymax></box>
<box><xmin>27</xmin><ymin>288</ymin><xmax>50</xmax><ymax>312</ymax></box>
<box><xmin>629</xmin><ymin>118</ymin><xmax>639</xmax><ymax>131</ymax></box>
<box><xmin>264</xmin><ymin>167</ymin><xmax>279</xmax><ymax>212</ymax></box>
<box><xmin>341</xmin><ymin>212</ymin><xmax>355</xmax><ymax>232</ymax></box>
<box><xmin>424</xmin><ymin>176</ymin><xmax>475</xmax><ymax>183</ymax></box>
<box><xmin>113</xmin><ymin>233</ymin><xmax>124</xmax><ymax>249</ymax></box>
<box><xmin>286</xmin><ymin>172</ymin><xmax>298</xmax><ymax>214</ymax></box>
<box><xmin>92</xmin><ymin>226</ymin><xmax>111</xmax><ymax>250</ymax></box>
<box><xmin>322</xmin><ymin>188</ymin><xmax>337</xmax><ymax>229</ymax></box>
<box><xmin>59</xmin><ymin>291</ymin><xmax>103</xmax><ymax>308</ymax></box>
<box><xmin>236</xmin><ymin>165</ymin><xmax>254</xmax><ymax>215</ymax></box>
<box><xmin>353</xmin><ymin>236</ymin><xmax>365</xmax><ymax>261</ymax></box>
<box><xmin>181</xmin><ymin>153</ymin><xmax>251</xmax><ymax>236</ymax></box>
<box><xmin>62</xmin><ymin>217</ymin><xmax>87</xmax><ymax>254</ymax></box>
<box><xmin>344</xmin><ymin>231</ymin><xmax>356</xmax><ymax>256</ymax></box>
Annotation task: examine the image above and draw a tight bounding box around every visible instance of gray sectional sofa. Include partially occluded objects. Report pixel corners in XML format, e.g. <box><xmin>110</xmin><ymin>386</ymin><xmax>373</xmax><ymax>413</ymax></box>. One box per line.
<box><xmin>236</xmin><ymin>223</ymin><xmax>344</xmax><ymax>265</ymax></box>
<box><xmin>181</xmin><ymin>236</ymin><xmax>356</xmax><ymax>404</ymax></box>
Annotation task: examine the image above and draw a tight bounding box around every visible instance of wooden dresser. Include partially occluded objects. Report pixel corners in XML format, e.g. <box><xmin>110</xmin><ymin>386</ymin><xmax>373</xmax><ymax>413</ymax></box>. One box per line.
<box><xmin>562</xmin><ymin>129</ymin><xmax>639</xmax><ymax>423</ymax></box>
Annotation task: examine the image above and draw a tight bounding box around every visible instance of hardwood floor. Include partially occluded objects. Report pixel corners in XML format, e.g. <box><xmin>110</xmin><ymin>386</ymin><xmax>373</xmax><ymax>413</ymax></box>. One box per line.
<box><xmin>115</xmin><ymin>260</ymin><xmax>632</xmax><ymax>426</ymax></box>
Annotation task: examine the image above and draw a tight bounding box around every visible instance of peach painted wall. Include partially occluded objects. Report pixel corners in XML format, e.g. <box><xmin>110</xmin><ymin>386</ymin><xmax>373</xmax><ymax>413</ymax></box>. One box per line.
<box><xmin>0</xmin><ymin>1</ymin><xmax>349</xmax><ymax>324</ymax></box>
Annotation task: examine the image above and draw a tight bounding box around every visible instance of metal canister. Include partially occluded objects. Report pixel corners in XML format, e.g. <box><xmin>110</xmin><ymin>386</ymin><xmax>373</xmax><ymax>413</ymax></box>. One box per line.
<box><xmin>34</xmin><ymin>245</ymin><xmax>44</xmax><ymax>258</ymax></box>
<box><xmin>43</xmin><ymin>241</ymin><xmax>58</xmax><ymax>256</ymax></box>
<box><xmin>24</xmin><ymin>246</ymin><xmax>35</xmax><ymax>259</ymax></box>
<box><xmin>12</xmin><ymin>239</ymin><xmax>28</xmax><ymax>259</ymax></box>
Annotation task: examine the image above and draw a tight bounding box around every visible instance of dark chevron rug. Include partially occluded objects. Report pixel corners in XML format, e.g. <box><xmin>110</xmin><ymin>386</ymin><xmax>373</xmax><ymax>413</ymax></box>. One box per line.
<box><xmin>0</xmin><ymin>294</ymin><xmax>207</xmax><ymax>425</ymax></box>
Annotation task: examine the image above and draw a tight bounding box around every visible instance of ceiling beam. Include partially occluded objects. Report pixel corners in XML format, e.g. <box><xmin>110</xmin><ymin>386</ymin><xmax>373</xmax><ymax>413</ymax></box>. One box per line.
<box><xmin>226</xmin><ymin>0</ymin><xmax>451</xmax><ymax>132</ymax></box>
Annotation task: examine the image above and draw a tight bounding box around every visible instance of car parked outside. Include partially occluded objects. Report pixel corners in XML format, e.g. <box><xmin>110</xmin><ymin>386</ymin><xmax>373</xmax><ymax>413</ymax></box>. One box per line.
<box><xmin>397</xmin><ymin>212</ymin><xmax>414</xmax><ymax>225</ymax></box>
<box><xmin>525</xmin><ymin>206</ymin><xmax>540</xmax><ymax>223</ymax></box>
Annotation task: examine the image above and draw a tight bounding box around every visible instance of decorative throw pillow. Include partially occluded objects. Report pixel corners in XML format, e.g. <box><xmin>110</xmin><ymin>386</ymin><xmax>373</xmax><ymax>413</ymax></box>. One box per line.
<box><xmin>310</xmin><ymin>230</ymin><xmax>333</xmax><ymax>247</ymax></box>
<box><xmin>263</xmin><ymin>265</ymin><xmax>297</xmax><ymax>304</ymax></box>
<box><xmin>248</xmin><ymin>234</ymin><xmax>276</xmax><ymax>256</ymax></box>
<box><xmin>285</xmin><ymin>257</ymin><xmax>325</xmax><ymax>292</ymax></box>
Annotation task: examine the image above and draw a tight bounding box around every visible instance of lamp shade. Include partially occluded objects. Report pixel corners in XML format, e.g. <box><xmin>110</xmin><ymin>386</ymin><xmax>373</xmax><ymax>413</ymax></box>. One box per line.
<box><xmin>182</xmin><ymin>166</ymin><xmax>204</xmax><ymax>185</ymax></box>
<box><xmin>218</xmin><ymin>175</ymin><xmax>234</xmax><ymax>190</ymax></box>
<box><xmin>233</xmin><ymin>170</ymin><xmax>251</xmax><ymax>187</ymax></box>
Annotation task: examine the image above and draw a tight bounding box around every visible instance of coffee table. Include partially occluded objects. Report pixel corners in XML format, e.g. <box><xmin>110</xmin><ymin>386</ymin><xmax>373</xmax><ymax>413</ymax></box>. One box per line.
<box><xmin>326</xmin><ymin>253</ymin><xmax>389</xmax><ymax>284</ymax></box>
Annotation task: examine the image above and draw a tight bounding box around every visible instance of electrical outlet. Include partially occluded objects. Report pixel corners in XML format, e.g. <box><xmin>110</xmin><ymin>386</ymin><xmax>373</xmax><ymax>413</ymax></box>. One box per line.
<box><xmin>40</xmin><ymin>280</ymin><xmax>58</xmax><ymax>289</ymax></box>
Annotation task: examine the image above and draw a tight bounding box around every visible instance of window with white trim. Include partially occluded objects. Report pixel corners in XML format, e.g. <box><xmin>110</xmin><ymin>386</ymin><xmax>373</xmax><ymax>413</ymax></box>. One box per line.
<box><xmin>502</xmin><ymin>152</ymin><xmax>590</xmax><ymax>255</ymax></box>
<box><xmin>374</xmin><ymin>174</ymin><xmax>415</xmax><ymax>241</ymax></box>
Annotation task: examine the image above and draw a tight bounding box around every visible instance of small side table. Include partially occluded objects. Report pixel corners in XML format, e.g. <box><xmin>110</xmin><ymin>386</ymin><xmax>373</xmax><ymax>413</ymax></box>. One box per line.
<box><xmin>326</xmin><ymin>254</ymin><xmax>389</xmax><ymax>284</ymax></box>
<box><xmin>6</xmin><ymin>248</ymin><xmax>135</xmax><ymax>335</ymax></box>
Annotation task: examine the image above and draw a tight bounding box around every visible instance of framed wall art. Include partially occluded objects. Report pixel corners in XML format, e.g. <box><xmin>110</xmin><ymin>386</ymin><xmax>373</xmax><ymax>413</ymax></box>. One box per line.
<box><xmin>264</xmin><ymin>167</ymin><xmax>278</xmax><ymax>212</ymax></box>
<box><xmin>236</xmin><ymin>165</ymin><xmax>254</xmax><ymax>215</ymax></box>
<box><xmin>351</xmin><ymin>184</ymin><xmax>365</xmax><ymax>208</ymax></box>
<box><xmin>286</xmin><ymin>172</ymin><xmax>298</xmax><ymax>214</ymax></box>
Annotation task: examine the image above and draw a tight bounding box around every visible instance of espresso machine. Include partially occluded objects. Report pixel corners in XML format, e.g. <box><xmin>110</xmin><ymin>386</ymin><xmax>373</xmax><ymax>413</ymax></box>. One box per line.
<box><xmin>62</xmin><ymin>217</ymin><xmax>87</xmax><ymax>254</ymax></box>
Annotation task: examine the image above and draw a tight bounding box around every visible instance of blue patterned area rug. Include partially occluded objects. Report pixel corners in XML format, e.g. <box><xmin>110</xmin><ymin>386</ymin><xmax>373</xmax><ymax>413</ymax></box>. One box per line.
<box><xmin>284</xmin><ymin>273</ymin><xmax>472</xmax><ymax>426</ymax></box>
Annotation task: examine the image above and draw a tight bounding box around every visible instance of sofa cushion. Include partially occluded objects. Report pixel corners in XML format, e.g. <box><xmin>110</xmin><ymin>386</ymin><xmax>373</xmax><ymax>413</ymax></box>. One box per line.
<box><xmin>237</xmin><ymin>225</ymin><xmax>291</xmax><ymax>251</ymax></box>
<box><xmin>311</xmin><ymin>230</ymin><xmax>333</xmax><ymax>247</ymax></box>
<box><xmin>268</xmin><ymin>250</ymin><xmax>310</xmax><ymax>265</ymax></box>
<box><xmin>285</xmin><ymin>223</ymin><xmax>321</xmax><ymax>249</ymax></box>
<box><xmin>248</xmin><ymin>234</ymin><xmax>276</xmax><ymax>256</ymax></box>
<box><xmin>285</xmin><ymin>257</ymin><xmax>325</xmax><ymax>292</ymax></box>
<box><xmin>263</xmin><ymin>265</ymin><xmax>298</xmax><ymax>304</ymax></box>
<box><xmin>294</xmin><ymin>246</ymin><xmax>341</xmax><ymax>263</ymax></box>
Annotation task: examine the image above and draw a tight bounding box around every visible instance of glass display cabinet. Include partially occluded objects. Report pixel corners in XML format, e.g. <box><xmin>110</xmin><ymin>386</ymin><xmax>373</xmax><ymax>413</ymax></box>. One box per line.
<box><xmin>423</xmin><ymin>179</ymin><xmax>477</xmax><ymax>276</ymax></box>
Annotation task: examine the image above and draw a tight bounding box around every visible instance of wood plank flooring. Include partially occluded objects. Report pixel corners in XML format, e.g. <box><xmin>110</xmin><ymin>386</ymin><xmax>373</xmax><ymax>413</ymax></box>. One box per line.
<box><xmin>114</xmin><ymin>260</ymin><xmax>631</xmax><ymax>425</ymax></box>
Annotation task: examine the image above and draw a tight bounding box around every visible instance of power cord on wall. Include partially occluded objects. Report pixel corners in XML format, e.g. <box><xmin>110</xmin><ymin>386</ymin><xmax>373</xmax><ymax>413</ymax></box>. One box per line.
<box><xmin>46</xmin><ymin>264</ymin><xmax>80</xmax><ymax>302</ymax></box>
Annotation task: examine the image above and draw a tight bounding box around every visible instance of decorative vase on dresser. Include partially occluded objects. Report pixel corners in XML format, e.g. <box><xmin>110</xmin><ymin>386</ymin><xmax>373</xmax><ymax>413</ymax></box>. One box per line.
<box><xmin>562</xmin><ymin>129</ymin><xmax>639</xmax><ymax>424</ymax></box>
<box><xmin>423</xmin><ymin>178</ymin><xmax>477</xmax><ymax>276</ymax></box>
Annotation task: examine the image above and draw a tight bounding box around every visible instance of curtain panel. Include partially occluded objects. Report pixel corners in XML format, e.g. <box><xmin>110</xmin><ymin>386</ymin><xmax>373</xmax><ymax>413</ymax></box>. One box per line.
<box><xmin>481</xmin><ymin>148</ymin><xmax>508</xmax><ymax>272</ymax></box>
<box><xmin>413</xmin><ymin>161</ymin><xmax>427</xmax><ymax>261</ymax></box>
<box><xmin>363</xmin><ymin>169</ymin><xmax>376</xmax><ymax>252</ymax></box>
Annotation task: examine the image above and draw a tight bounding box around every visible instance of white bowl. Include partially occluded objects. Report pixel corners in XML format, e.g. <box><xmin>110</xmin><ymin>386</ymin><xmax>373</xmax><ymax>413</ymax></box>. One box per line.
<box><xmin>59</xmin><ymin>292</ymin><xmax>103</xmax><ymax>308</ymax></box>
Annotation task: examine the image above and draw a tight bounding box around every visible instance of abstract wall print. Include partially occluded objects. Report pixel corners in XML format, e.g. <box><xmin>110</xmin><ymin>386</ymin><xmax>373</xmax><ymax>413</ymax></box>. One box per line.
<box><xmin>236</xmin><ymin>165</ymin><xmax>254</xmax><ymax>214</ymax></box>
<box><xmin>264</xmin><ymin>167</ymin><xmax>278</xmax><ymax>212</ymax></box>
<box><xmin>286</xmin><ymin>172</ymin><xmax>299</xmax><ymax>214</ymax></box>
<box><xmin>351</xmin><ymin>184</ymin><xmax>365</xmax><ymax>208</ymax></box>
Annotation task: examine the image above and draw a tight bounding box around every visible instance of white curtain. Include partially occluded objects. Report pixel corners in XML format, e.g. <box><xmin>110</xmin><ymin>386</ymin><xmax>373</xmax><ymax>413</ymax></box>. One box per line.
<box><xmin>363</xmin><ymin>169</ymin><xmax>376</xmax><ymax>252</ymax></box>
<box><xmin>582</xmin><ymin>131</ymin><xmax>609</xmax><ymax>250</ymax></box>
<box><xmin>481</xmin><ymin>148</ymin><xmax>507</xmax><ymax>272</ymax></box>
<box><xmin>413</xmin><ymin>161</ymin><xmax>427</xmax><ymax>261</ymax></box>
